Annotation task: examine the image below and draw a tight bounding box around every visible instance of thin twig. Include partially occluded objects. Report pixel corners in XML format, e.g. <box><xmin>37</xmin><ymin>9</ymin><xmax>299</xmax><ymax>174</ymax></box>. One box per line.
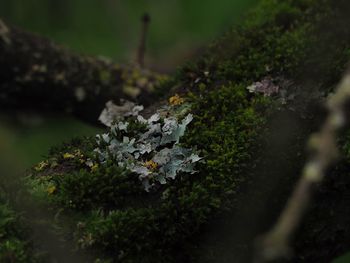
<box><xmin>255</xmin><ymin>67</ymin><xmax>350</xmax><ymax>262</ymax></box>
<box><xmin>137</xmin><ymin>13</ymin><xmax>150</xmax><ymax>68</ymax></box>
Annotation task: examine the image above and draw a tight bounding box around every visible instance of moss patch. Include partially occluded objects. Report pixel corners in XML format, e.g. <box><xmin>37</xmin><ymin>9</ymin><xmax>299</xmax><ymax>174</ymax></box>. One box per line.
<box><xmin>0</xmin><ymin>198</ymin><xmax>39</xmax><ymax>263</ymax></box>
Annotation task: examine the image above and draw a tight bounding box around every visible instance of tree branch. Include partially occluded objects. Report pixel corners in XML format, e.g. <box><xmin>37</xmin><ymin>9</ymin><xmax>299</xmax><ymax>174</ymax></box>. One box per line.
<box><xmin>255</xmin><ymin>66</ymin><xmax>350</xmax><ymax>262</ymax></box>
<box><xmin>0</xmin><ymin>18</ymin><xmax>166</xmax><ymax>123</ymax></box>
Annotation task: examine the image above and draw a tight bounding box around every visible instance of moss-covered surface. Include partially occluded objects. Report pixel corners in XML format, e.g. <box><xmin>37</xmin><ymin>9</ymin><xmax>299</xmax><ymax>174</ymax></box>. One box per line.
<box><xmin>0</xmin><ymin>196</ymin><xmax>39</xmax><ymax>262</ymax></box>
<box><xmin>24</xmin><ymin>86</ymin><xmax>270</xmax><ymax>261</ymax></box>
<box><xmin>4</xmin><ymin>0</ymin><xmax>350</xmax><ymax>262</ymax></box>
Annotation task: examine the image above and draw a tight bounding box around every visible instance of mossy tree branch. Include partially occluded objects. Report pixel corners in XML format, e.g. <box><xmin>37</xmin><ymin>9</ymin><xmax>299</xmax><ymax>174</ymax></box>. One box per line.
<box><xmin>2</xmin><ymin>0</ymin><xmax>350</xmax><ymax>261</ymax></box>
<box><xmin>0</xmin><ymin>18</ymin><xmax>166</xmax><ymax>123</ymax></box>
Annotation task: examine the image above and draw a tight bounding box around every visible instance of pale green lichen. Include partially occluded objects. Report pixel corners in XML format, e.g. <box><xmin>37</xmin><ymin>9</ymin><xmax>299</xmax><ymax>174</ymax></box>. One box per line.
<box><xmin>95</xmin><ymin>104</ymin><xmax>202</xmax><ymax>191</ymax></box>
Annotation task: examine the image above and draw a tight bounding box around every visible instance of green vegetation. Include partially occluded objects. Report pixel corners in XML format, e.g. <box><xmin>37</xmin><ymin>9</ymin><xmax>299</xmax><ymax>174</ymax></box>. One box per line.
<box><xmin>26</xmin><ymin>86</ymin><xmax>269</xmax><ymax>262</ymax></box>
<box><xmin>26</xmin><ymin>0</ymin><xmax>350</xmax><ymax>261</ymax></box>
<box><xmin>2</xmin><ymin>0</ymin><xmax>350</xmax><ymax>262</ymax></box>
<box><xmin>0</xmin><ymin>199</ymin><xmax>37</xmax><ymax>262</ymax></box>
<box><xmin>178</xmin><ymin>0</ymin><xmax>350</xmax><ymax>91</ymax></box>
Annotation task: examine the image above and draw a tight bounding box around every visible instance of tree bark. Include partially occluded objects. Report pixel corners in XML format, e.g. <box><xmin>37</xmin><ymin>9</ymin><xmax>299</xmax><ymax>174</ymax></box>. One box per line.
<box><xmin>0</xmin><ymin>18</ymin><xmax>165</xmax><ymax>123</ymax></box>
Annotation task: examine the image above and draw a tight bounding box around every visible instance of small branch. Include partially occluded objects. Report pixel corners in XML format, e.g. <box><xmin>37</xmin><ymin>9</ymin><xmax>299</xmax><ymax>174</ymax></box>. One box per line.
<box><xmin>255</xmin><ymin>67</ymin><xmax>350</xmax><ymax>262</ymax></box>
<box><xmin>137</xmin><ymin>13</ymin><xmax>151</xmax><ymax>68</ymax></box>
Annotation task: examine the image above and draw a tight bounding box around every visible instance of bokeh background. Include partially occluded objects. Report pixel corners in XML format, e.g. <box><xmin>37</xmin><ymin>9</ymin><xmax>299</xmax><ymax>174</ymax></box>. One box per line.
<box><xmin>0</xmin><ymin>0</ymin><xmax>258</xmax><ymax>168</ymax></box>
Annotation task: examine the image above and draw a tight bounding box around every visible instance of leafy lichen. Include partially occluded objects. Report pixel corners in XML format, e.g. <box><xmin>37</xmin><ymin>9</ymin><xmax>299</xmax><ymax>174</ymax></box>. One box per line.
<box><xmin>95</xmin><ymin>107</ymin><xmax>201</xmax><ymax>191</ymax></box>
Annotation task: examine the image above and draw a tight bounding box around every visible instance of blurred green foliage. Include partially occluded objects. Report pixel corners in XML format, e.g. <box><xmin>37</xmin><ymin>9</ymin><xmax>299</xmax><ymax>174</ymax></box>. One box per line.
<box><xmin>0</xmin><ymin>115</ymin><xmax>101</xmax><ymax>168</ymax></box>
<box><xmin>0</xmin><ymin>0</ymin><xmax>258</xmax><ymax>66</ymax></box>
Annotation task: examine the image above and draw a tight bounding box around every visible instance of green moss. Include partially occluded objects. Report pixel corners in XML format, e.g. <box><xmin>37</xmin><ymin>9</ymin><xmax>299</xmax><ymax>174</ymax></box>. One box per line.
<box><xmin>28</xmin><ymin>83</ymin><xmax>270</xmax><ymax>262</ymax></box>
<box><xmin>175</xmin><ymin>0</ymin><xmax>350</xmax><ymax>95</ymax></box>
<box><xmin>182</xmin><ymin>84</ymin><xmax>270</xmax><ymax>200</ymax></box>
<box><xmin>0</xmin><ymin>200</ymin><xmax>39</xmax><ymax>263</ymax></box>
<box><xmin>48</xmin><ymin>165</ymin><xmax>143</xmax><ymax>211</ymax></box>
<box><xmin>26</xmin><ymin>0</ymin><xmax>350</xmax><ymax>261</ymax></box>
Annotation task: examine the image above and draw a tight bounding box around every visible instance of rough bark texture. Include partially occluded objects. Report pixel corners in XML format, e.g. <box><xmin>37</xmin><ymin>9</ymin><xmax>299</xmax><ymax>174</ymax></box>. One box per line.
<box><xmin>0</xmin><ymin>18</ymin><xmax>166</xmax><ymax>123</ymax></box>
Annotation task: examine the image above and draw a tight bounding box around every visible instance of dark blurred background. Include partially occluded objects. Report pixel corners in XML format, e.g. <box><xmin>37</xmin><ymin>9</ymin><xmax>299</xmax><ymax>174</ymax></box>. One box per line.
<box><xmin>0</xmin><ymin>0</ymin><xmax>258</xmax><ymax>71</ymax></box>
<box><xmin>0</xmin><ymin>0</ymin><xmax>258</xmax><ymax>169</ymax></box>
